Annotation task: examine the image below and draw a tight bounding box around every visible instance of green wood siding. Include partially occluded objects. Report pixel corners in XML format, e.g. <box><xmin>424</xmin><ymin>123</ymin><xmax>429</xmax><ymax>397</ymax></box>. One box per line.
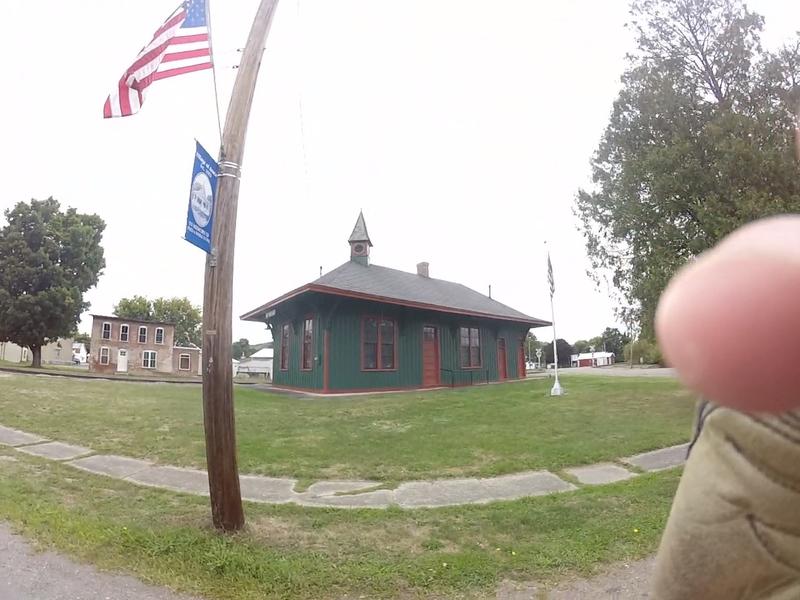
<box><xmin>272</xmin><ymin>314</ymin><xmax>323</xmax><ymax>390</ymax></box>
<box><xmin>271</xmin><ymin>296</ymin><xmax>529</xmax><ymax>392</ymax></box>
<box><xmin>324</xmin><ymin>300</ymin><xmax>528</xmax><ymax>391</ymax></box>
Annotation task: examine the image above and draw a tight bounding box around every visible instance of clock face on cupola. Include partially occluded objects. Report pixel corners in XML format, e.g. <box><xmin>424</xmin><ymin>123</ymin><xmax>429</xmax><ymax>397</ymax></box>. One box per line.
<box><xmin>348</xmin><ymin>211</ymin><xmax>373</xmax><ymax>265</ymax></box>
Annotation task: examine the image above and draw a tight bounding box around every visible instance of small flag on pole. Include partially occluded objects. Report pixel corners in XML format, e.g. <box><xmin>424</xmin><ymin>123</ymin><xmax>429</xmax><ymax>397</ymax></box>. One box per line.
<box><xmin>103</xmin><ymin>0</ymin><xmax>213</xmax><ymax>118</ymax></box>
<box><xmin>547</xmin><ymin>252</ymin><xmax>555</xmax><ymax>298</ymax></box>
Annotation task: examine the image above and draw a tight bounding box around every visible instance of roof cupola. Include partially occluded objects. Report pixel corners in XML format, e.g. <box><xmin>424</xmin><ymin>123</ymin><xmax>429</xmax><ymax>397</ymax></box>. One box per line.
<box><xmin>348</xmin><ymin>211</ymin><xmax>372</xmax><ymax>266</ymax></box>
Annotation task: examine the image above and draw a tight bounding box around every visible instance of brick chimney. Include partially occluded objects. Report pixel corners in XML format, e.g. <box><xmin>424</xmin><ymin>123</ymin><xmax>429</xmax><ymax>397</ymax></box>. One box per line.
<box><xmin>416</xmin><ymin>262</ymin><xmax>429</xmax><ymax>278</ymax></box>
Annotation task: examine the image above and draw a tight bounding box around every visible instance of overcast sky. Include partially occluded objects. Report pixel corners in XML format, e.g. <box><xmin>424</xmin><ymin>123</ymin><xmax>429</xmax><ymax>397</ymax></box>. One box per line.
<box><xmin>2</xmin><ymin>0</ymin><xmax>798</xmax><ymax>345</ymax></box>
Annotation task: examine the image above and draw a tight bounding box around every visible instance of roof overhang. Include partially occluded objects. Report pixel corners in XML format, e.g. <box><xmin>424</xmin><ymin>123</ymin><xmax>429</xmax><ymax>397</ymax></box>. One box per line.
<box><xmin>241</xmin><ymin>284</ymin><xmax>551</xmax><ymax>328</ymax></box>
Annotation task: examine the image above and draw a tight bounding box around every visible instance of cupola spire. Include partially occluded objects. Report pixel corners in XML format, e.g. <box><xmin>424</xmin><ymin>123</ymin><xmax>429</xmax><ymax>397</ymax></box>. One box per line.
<box><xmin>349</xmin><ymin>211</ymin><xmax>372</xmax><ymax>265</ymax></box>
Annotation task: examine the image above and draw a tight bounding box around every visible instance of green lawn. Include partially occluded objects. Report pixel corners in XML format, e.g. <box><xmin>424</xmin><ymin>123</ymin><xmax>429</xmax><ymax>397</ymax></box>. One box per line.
<box><xmin>0</xmin><ymin>373</ymin><xmax>694</xmax><ymax>481</ymax></box>
<box><xmin>0</xmin><ymin>361</ymin><xmax>206</xmax><ymax>382</ymax></box>
<box><xmin>0</xmin><ymin>446</ymin><xmax>680</xmax><ymax>599</ymax></box>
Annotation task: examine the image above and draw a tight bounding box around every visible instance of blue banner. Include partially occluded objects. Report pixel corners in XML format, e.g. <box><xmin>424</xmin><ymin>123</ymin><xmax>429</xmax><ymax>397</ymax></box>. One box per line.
<box><xmin>185</xmin><ymin>141</ymin><xmax>218</xmax><ymax>253</ymax></box>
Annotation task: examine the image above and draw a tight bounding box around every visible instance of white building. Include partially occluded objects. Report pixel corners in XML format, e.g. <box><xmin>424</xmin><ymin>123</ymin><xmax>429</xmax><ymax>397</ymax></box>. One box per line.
<box><xmin>72</xmin><ymin>342</ymin><xmax>88</xmax><ymax>364</ymax></box>
<box><xmin>0</xmin><ymin>339</ymin><xmax>75</xmax><ymax>365</ymax></box>
<box><xmin>237</xmin><ymin>348</ymin><xmax>273</xmax><ymax>380</ymax></box>
<box><xmin>571</xmin><ymin>351</ymin><xmax>615</xmax><ymax>368</ymax></box>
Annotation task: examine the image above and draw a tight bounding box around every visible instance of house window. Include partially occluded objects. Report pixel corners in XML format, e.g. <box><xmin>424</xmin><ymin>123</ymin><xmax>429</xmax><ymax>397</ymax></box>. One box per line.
<box><xmin>99</xmin><ymin>347</ymin><xmax>110</xmax><ymax>365</ymax></box>
<box><xmin>21</xmin><ymin>348</ymin><xmax>29</xmax><ymax>362</ymax></box>
<box><xmin>155</xmin><ymin>327</ymin><xmax>164</xmax><ymax>345</ymax></box>
<box><xmin>138</xmin><ymin>326</ymin><xmax>147</xmax><ymax>343</ymax></box>
<box><xmin>280</xmin><ymin>324</ymin><xmax>290</xmax><ymax>370</ymax></box>
<box><xmin>101</xmin><ymin>322</ymin><xmax>112</xmax><ymax>340</ymax></box>
<box><xmin>120</xmin><ymin>324</ymin><xmax>129</xmax><ymax>342</ymax></box>
<box><xmin>301</xmin><ymin>318</ymin><xmax>314</xmax><ymax>370</ymax></box>
<box><xmin>459</xmin><ymin>327</ymin><xmax>481</xmax><ymax>368</ymax></box>
<box><xmin>142</xmin><ymin>350</ymin><xmax>157</xmax><ymax>369</ymax></box>
<box><xmin>179</xmin><ymin>353</ymin><xmax>191</xmax><ymax>371</ymax></box>
<box><xmin>362</xmin><ymin>316</ymin><xmax>395</xmax><ymax>370</ymax></box>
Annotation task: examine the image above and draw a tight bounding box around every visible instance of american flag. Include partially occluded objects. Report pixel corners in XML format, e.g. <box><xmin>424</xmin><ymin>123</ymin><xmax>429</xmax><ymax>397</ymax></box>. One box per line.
<box><xmin>547</xmin><ymin>252</ymin><xmax>555</xmax><ymax>298</ymax></box>
<box><xmin>103</xmin><ymin>0</ymin><xmax>213</xmax><ymax>118</ymax></box>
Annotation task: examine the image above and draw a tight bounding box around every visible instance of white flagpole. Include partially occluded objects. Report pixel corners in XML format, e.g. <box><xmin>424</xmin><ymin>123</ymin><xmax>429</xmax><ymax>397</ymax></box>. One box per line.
<box><xmin>546</xmin><ymin>244</ymin><xmax>563</xmax><ymax>396</ymax></box>
<box><xmin>205</xmin><ymin>0</ymin><xmax>224</xmax><ymax>146</ymax></box>
<box><xmin>549</xmin><ymin>289</ymin><xmax>563</xmax><ymax>396</ymax></box>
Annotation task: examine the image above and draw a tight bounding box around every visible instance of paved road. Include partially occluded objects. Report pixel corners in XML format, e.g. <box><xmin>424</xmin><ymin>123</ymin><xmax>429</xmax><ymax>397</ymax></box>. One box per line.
<box><xmin>554</xmin><ymin>366</ymin><xmax>676</xmax><ymax>378</ymax></box>
<box><xmin>0</xmin><ymin>523</ymin><xmax>198</xmax><ymax>600</ymax></box>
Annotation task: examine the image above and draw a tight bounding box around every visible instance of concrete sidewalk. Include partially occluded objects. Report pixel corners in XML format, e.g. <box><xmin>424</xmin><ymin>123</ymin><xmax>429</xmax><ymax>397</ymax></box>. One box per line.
<box><xmin>0</xmin><ymin>523</ymin><xmax>198</xmax><ymax>600</ymax></box>
<box><xmin>0</xmin><ymin>423</ymin><xmax>688</xmax><ymax>509</ymax></box>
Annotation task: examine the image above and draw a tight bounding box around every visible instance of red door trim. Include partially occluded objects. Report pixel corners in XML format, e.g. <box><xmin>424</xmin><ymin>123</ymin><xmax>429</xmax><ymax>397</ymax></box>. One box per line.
<box><xmin>323</xmin><ymin>329</ymin><xmax>330</xmax><ymax>392</ymax></box>
<box><xmin>421</xmin><ymin>325</ymin><xmax>440</xmax><ymax>387</ymax></box>
<box><xmin>497</xmin><ymin>337</ymin><xmax>507</xmax><ymax>380</ymax></box>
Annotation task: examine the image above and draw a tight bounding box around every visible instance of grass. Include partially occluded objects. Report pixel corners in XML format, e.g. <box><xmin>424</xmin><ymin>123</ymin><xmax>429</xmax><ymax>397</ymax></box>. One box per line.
<box><xmin>0</xmin><ymin>447</ymin><xmax>681</xmax><ymax>599</ymax></box>
<box><xmin>0</xmin><ymin>360</ymin><xmax>205</xmax><ymax>382</ymax></box>
<box><xmin>0</xmin><ymin>373</ymin><xmax>695</xmax><ymax>481</ymax></box>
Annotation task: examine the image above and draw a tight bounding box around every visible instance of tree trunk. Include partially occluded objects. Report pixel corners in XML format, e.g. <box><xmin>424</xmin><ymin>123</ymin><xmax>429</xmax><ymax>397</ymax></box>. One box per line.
<box><xmin>31</xmin><ymin>345</ymin><xmax>42</xmax><ymax>368</ymax></box>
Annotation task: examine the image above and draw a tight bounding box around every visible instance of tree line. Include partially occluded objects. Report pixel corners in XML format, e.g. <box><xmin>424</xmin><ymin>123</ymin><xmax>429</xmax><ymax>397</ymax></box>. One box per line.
<box><xmin>526</xmin><ymin>327</ymin><xmax>632</xmax><ymax>367</ymax></box>
<box><xmin>0</xmin><ymin>198</ymin><xmax>203</xmax><ymax>366</ymax></box>
<box><xmin>576</xmin><ymin>0</ymin><xmax>800</xmax><ymax>340</ymax></box>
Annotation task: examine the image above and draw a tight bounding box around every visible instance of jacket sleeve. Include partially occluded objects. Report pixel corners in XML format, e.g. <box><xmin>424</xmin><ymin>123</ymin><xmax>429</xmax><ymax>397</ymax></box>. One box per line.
<box><xmin>652</xmin><ymin>407</ymin><xmax>800</xmax><ymax>599</ymax></box>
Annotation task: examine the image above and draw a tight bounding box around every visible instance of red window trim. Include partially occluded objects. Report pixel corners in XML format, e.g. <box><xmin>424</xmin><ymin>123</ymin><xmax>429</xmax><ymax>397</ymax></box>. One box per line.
<box><xmin>300</xmin><ymin>315</ymin><xmax>314</xmax><ymax>371</ymax></box>
<box><xmin>280</xmin><ymin>323</ymin><xmax>290</xmax><ymax>371</ymax></box>
<box><xmin>459</xmin><ymin>326</ymin><xmax>482</xmax><ymax>369</ymax></box>
<box><xmin>360</xmin><ymin>315</ymin><xmax>398</xmax><ymax>372</ymax></box>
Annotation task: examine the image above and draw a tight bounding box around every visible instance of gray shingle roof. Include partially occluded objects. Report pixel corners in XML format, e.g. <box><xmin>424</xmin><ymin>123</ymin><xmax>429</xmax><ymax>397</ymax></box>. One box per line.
<box><xmin>309</xmin><ymin>261</ymin><xmax>547</xmax><ymax>324</ymax></box>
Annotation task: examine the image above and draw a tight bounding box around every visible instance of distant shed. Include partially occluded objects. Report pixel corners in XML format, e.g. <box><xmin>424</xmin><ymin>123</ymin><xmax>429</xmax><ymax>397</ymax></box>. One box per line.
<box><xmin>237</xmin><ymin>348</ymin><xmax>273</xmax><ymax>380</ymax></box>
<box><xmin>571</xmin><ymin>351</ymin><xmax>615</xmax><ymax>368</ymax></box>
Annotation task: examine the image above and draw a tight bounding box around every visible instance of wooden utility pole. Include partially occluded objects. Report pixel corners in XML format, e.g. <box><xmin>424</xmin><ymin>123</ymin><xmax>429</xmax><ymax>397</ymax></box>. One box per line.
<box><xmin>202</xmin><ymin>0</ymin><xmax>281</xmax><ymax>532</ymax></box>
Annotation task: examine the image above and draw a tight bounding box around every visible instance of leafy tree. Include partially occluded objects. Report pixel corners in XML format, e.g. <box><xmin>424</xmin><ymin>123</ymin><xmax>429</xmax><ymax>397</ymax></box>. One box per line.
<box><xmin>74</xmin><ymin>332</ymin><xmax>91</xmax><ymax>354</ymax></box>
<box><xmin>624</xmin><ymin>338</ymin><xmax>663</xmax><ymax>365</ymax></box>
<box><xmin>587</xmin><ymin>336</ymin><xmax>604</xmax><ymax>350</ymax></box>
<box><xmin>600</xmin><ymin>327</ymin><xmax>630</xmax><ymax>359</ymax></box>
<box><xmin>573</xmin><ymin>339</ymin><xmax>591</xmax><ymax>354</ymax></box>
<box><xmin>152</xmin><ymin>298</ymin><xmax>201</xmax><ymax>346</ymax></box>
<box><xmin>113</xmin><ymin>295</ymin><xmax>151</xmax><ymax>321</ymax></box>
<box><xmin>542</xmin><ymin>338</ymin><xmax>574</xmax><ymax>368</ymax></box>
<box><xmin>113</xmin><ymin>296</ymin><xmax>202</xmax><ymax>346</ymax></box>
<box><xmin>524</xmin><ymin>332</ymin><xmax>544</xmax><ymax>362</ymax></box>
<box><xmin>0</xmin><ymin>198</ymin><xmax>105</xmax><ymax>367</ymax></box>
<box><xmin>576</xmin><ymin>0</ymin><xmax>800</xmax><ymax>336</ymax></box>
<box><xmin>232</xmin><ymin>338</ymin><xmax>253</xmax><ymax>360</ymax></box>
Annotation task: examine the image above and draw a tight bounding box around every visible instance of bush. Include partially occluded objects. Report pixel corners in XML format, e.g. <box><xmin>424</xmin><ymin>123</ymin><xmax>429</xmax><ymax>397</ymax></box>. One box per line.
<box><xmin>623</xmin><ymin>339</ymin><xmax>663</xmax><ymax>365</ymax></box>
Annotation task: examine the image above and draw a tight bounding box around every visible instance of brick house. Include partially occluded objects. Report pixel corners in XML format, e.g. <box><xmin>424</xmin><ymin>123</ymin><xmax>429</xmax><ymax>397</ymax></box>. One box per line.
<box><xmin>88</xmin><ymin>315</ymin><xmax>200</xmax><ymax>377</ymax></box>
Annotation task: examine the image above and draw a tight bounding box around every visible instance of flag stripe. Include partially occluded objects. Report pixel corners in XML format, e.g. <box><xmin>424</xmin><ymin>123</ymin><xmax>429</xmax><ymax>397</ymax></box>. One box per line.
<box><xmin>171</xmin><ymin>33</ymin><xmax>210</xmax><ymax>44</ymax></box>
<box><xmin>128</xmin><ymin>40</ymin><xmax>175</xmax><ymax>79</ymax></box>
<box><xmin>152</xmin><ymin>10</ymin><xmax>187</xmax><ymax>42</ymax></box>
<box><xmin>153</xmin><ymin>62</ymin><xmax>213</xmax><ymax>81</ymax></box>
<box><xmin>164</xmin><ymin>40</ymin><xmax>210</xmax><ymax>53</ymax></box>
<box><xmin>119</xmin><ymin>80</ymin><xmax>132</xmax><ymax>116</ymax></box>
<box><xmin>103</xmin><ymin>0</ymin><xmax>212</xmax><ymax>118</ymax></box>
<box><xmin>156</xmin><ymin>55</ymin><xmax>213</xmax><ymax>72</ymax></box>
<box><xmin>161</xmin><ymin>48</ymin><xmax>211</xmax><ymax>63</ymax></box>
